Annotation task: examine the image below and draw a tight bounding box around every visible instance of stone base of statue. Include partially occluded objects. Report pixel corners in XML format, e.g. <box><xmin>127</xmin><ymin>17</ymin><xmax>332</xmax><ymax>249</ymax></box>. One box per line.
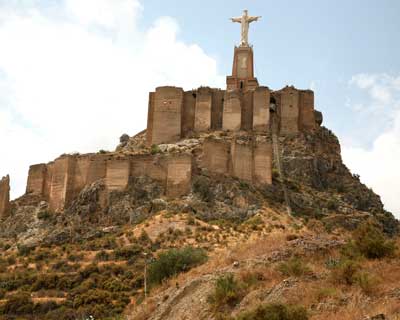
<box><xmin>226</xmin><ymin>46</ymin><xmax>259</xmax><ymax>91</ymax></box>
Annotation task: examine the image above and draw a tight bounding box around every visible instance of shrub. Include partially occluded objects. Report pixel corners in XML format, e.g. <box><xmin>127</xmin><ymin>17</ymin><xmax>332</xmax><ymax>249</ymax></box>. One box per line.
<box><xmin>244</xmin><ymin>216</ymin><xmax>264</xmax><ymax>230</ymax></box>
<box><xmin>352</xmin><ymin>220</ymin><xmax>396</xmax><ymax>259</ymax></box>
<box><xmin>354</xmin><ymin>271</ymin><xmax>380</xmax><ymax>296</ymax></box>
<box><xmin>114</xmin><ymin>244</ymin><xmax>142</xmax><ymax>260</ymax></box>
<box><xmin>95</xmin><ymin>250</ymin><xmax>110</xmax><ymax>261</ymax></box>
<box><xmin>37</xmin><ymin>210</ymin><xmax>51</xmax><ymax>220</ymax></box>
<box><xmin>148</xmin><ymin>246</ymin><xmax>207</xmax><ymax>285</ymax></box>
<box><xmin>277</xmin><ymin>257</ymin><xmax>310</xmax><ymax>277</ymax></box>
<box><xmin>17</xmin><ymin>244</ymin><xmax>34</xmax><ymax>256</ymax></box>
<box><xmin>193</xmin><ymin>176</ymin><xmax>214</xmax><ymax>202</ymax></box>
<box><xmin>150</xmin><ymin>144</ymin><xmax>161</xmax><ymax>155</ymax></box>
<box><xmin>235</xmin><ymin>303</ymin><xmax>308</xmax><ymax>320</ymax></box>
<box><xmin>3</xmin><ymin>292</ymin><xmax>34</xmax><ymax>315</ymax></box>
<box><xmin>330</xmin><ymin>259</ymin><xmax>360</xmax><ymax>285</ymax></box>
<box><xmin>208</xmin><ymin>274</ymin><xmax>242</xmax><ymax>311</ymax></box>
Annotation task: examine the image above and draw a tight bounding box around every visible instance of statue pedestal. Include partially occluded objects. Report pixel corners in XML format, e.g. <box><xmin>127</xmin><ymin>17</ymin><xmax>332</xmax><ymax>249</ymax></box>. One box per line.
<box><xmin>226</xmin><ymin>46</ymin><xmax>259</xmax><ymax>91</ymax></box>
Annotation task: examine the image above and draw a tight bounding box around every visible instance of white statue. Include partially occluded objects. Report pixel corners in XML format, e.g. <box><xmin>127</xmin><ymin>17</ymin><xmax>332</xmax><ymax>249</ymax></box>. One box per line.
<box><xmin>230</xmin><ymin>10</ymin><xmax>261</xmax><ymax>47</ymax></box>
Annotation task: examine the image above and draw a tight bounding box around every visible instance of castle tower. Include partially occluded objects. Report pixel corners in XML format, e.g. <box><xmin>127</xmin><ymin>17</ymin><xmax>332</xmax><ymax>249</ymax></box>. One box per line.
<box><xmin>226</xmin><ymin>46</ymin><xmax>259</xmax><ymax>91</ymax></box>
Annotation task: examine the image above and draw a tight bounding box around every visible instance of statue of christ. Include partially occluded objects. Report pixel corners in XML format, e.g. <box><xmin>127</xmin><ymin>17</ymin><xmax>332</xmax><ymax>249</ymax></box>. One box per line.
<box><xmin>230</xmin><ymin>10</ymin><xmax>261</xmax><ymax>47</ymax></box>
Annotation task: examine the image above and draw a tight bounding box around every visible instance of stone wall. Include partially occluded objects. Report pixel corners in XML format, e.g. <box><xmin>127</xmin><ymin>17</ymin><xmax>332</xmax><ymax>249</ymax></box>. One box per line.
<box><xmin>166</xmin><ymin>154</ymin><xmax>192</xmax><ymax>197</ymax></box>
<box><xmin>201</xmin><ymin>135</ymin><xmax>272</xmax><ymax>185</ymax></box>
<box><xmin>223</xmin><ymin>91</ymin><xmax>242</xmax><ymax>131</ymax></box>
<box><xmin>146</xmin><ymin>86</ymin><xmax>184</xmax><ymax>146</ymax></box>
<box><xmin>48</xmin><ymin>156</ymin><xmax>76</xmax><ymax>212</ymax></box>
<box><xmin>0</xmin><ymin>175</ymin><xmax>10</xmax><ymax>219</ymax></box>
<box><xmin>202</xmin><ymin>139</ymin><xmax>230</xmax><ymax>174</ymax></box>
<box><xmin>211</xmin><ymin>89</ymin><xmax>225</xmax><ymax>130</ymax></box>
<box><xmin>106</xmin><ymin>158</ymin><xmax>130</xmax><ymax>192</ymax></box>
<box><xmin>26</xmin><ymin>151</ymin><xmax>194</xmax><ymax>212</ymax></box>
<box><xmin>253</xmin><ymin>87</ymin><xmax>270</xmax><ymax>132</ymax></box>
<box><xmin>26</xmin><ymin>164</ymin><xmax>47</xmax><ymax>195</ymax></box>
<box><xmin>241</xmin><ymin>91</ymin><xmax>253</xmax><ymax>130</ymax></box>
<box><xmin>253</xmin><ymin>138</ymin><xmax>273</xmax><ymax>184</ymax></box>
<box><xmin>182</xmin><ymin>91</ymin><xmax>196</xmax><ymax>137</ymax></box>
<box><xmin>299</xmin><ymin>90</ymin><xmax>315</xmax><ymax>131</ymax></box>
<box><xmin>279</xmin><ymin>86</ymin><xmax>300</xmax><ymax>135</ymax></box>
<box><xmin>194</xmin><ymin>87</ymin><xmax>212</xmax><ymax>132</ymax></box>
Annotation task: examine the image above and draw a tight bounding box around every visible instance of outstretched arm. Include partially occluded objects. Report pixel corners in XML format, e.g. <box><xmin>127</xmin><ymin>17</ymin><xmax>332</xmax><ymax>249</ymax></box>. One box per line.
<box><xmin>248</xmin><ymin>16</ymin><xmax>261</xmax><ymax>23</ymax></box>
<box><xmin>230</xmin><ymin>17</ymin><xmax>241</xmax><ymax>23</ymax></box>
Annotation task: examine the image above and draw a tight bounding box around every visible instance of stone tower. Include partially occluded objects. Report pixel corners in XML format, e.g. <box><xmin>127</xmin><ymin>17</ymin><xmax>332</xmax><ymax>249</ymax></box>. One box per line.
<box><xmin>226</xmin><ymin>46</ymin><xmax>259</xmax><ymax>91</ymax></box>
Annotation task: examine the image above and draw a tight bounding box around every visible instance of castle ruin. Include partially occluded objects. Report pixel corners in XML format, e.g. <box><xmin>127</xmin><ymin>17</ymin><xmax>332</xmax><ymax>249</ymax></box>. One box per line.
<box><xmin>0</xmin><ymin>10</ymin><xmax>322</xmax><ymax>217</ymax></box>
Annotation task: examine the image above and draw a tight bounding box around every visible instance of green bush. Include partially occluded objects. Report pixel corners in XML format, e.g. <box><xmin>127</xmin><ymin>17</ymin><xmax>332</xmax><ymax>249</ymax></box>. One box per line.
<box><xmin>352</xmin><ymin>220</ymin><xmax>396</xmax><ymax>259</ymax></box>
<box><xmin>354</xmin><ymin>271</ymin><xmax>380</xmax><ymax>296</ymax></box>
<box><xmin>277</xmin><ymin>257</ymin><xmax>310</xmax><ymax>277</ymax></box>
<box><xmin>150</xmin><ymin>144</ymin><xmax>161</xmax><ymax>155</ymax></box>
<box><xmin>37</xmin><ymin>210</ymin><xmax>51</xmax><ymax>220</ymax></box>
<box><xmin>193</xmin><ymin>176</ymin><xmax>214</xmax><ymax>202</ymax></box>
<box><xmin>331</xmin><ymin>259</ymin><xmax>360</xmax><ymax>285</ymax></box>
<box><xmin>208</xmin><ymin>274</ymin><xmax>242</xmax><ymax>311</ymax></box>
<box><xmin>3</xmin><ymin>292</ymin><xmax>34</xmax><ymax>315</ymax></box>
<box><xmin>114</xmin><ymin>244</ymin><xmax>142</xmax><ymax>260</ymax></box>
<box><xmin>148</xmin><ymin>246</ymin><xmax>207</xmax><ymax>285</ymax></box>
<box><xmin>235</xmin><ymin>303</ymin><xmax>308</xmax><ymax>320</ymax></box>
<box><xmin>17</xmin><ymin>244</ymin><xmax>34</xmax><ymax>256</ymax></box>
<box><xmin>95</xmin><ymin>250</ymin><xmax>111</xmax><ymax>261</ymax></box>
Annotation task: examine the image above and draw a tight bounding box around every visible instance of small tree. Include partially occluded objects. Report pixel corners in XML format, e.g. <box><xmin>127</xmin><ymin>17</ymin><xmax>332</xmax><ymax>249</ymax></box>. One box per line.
<box><xmin>353</xmin><ymin>220</ymin><xmax>396</xmax><ymax>259</ymax></box>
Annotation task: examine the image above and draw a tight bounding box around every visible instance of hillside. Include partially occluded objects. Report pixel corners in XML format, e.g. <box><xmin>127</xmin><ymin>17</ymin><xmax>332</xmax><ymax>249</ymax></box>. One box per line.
<box><xmin>0</xmin><ymin>126</ymin><xmax>398</xmax><ymax>320</ymax></box>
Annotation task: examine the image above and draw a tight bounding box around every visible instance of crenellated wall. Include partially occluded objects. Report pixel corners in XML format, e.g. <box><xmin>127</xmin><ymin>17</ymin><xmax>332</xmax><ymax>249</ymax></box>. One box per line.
<box><xmin>0</xmin><ymin>175</ymin><xmax>10</xmax><ymax>219</ymax></box>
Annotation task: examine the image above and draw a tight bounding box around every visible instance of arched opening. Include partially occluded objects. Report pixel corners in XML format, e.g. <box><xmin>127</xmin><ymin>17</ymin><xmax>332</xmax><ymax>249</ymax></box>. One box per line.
<box><xmin>240</xmin><ymin>81</ymin><xmax>244</xmax><ymax>90</ymax></box>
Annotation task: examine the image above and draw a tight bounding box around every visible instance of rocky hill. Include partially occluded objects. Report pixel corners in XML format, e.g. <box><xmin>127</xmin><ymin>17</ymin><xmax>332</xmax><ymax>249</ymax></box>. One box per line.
<box><xmin>0</xmin><ymin>125</ymin><xmax>398</xmax><ymax>320</ymax></box>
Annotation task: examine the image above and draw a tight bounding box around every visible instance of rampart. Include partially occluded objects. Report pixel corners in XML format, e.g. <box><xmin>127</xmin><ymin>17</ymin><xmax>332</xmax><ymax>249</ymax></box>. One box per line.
<box><xmin>26</xmin><ymin>153</ymin><xmax>193</xmax><ymax>212</ymax></box>
<box><xmin>202</xmin><ymin>135</ymin><xmax>272</xmax><ymax>185</ymax></box>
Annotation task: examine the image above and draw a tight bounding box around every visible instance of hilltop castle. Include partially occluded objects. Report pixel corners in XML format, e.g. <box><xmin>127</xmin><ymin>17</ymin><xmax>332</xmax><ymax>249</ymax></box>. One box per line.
<box><xmin>0</xmin><ymin>11</ymin><xmax>322</xmax><ymax>218</ymax></box>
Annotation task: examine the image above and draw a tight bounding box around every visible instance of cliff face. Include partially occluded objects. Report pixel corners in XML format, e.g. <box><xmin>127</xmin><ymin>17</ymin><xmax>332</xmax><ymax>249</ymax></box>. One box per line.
<box><xmin>277</xmin><ymin>127</ymin><xmax>397</xmax><ymax>235</ymax></box>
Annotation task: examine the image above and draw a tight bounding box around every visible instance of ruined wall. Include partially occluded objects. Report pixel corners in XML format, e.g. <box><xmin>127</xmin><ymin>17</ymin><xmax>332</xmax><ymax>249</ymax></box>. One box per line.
<box><xmin>0</xmin><ymin>175</ymin><xmax>10</xmax><ymax>218</ymax></box>
<box><xmin>253</xmin><ymin>87</ymin><xmax>270</xmax><ymax>132</ymax></box>
<box><xmin>241</xmin><ymin>91</ymin><xmax>254</xmax><ymax>131</ymax></box>
<box><xmin>194</xmin><ymin>87</ymin><xmax>212</xmax><ymax>132</ymax></box>
<box><xmin>202</xmin><ymin>135</ymin><xmax>272</xmax><ymax>185</ymax></box>
<box><xmin>48</xmin><ymin>156</ymin><xmax>76</xmax><ymax>212</ymax></box>
<box><xmin>26</xmin><ymin>164</ymin><xmax>47</xmax><ymax>195</ymax></box>
<box><xmin>201</xmin><ymin>139</ymin><xmax>230</xmax><ymax>174</ymax></box>
<box><xmin>254</xmin><ymin>138</ymin><xmax>272</xmax><ymax>184</ymax></box>
<box><xmin>106</xmin><ymin>158</ymin><xmax>130</xmax><ymax>192</ymax></box>
<box><xmin>26</xmin><ymin>150</ymin><xmax>194</xmax><ymax>212</ymax></box>
<box><xmin>299</xmin><ymin>90</ymin><xmax>315</xmax><ymax>131</ymax></box>
<box><xmin>166</xmin><ymin>154</ymin><xmax>192</xmax><ymax>198</ymax></box>
<box><xmin>131</xmin><ymin>155</ymin><xmax>166</xmax><ymax>183</ymax></box>
<box><xmin>223</xmin><ymin>91</ymin><xmax>242</xmax><ymax>131</ymax></box>
<box><xmin>182</xmin><ymin>91</ymin><xmax>196</xmax><ymax>136</ymax></box>
<box><xmin>211</xmin><ymin>89</ymin><xmax>225</xmax><ymax>130</ymax></box>
<box><xmin>146</xmin><ymin>86</ymin><xmax>183</xmax><ymax>146</ymax></box>
<box><xmin>230</xmin><ymin>138</ymin><xmax>253</xmax><ymax>181</ymax></box>
<box><xmin>86</xmin><ymin>155</ymin><xmax>107</xmax><ymax>185</ymax></box>
<box><xmin>279</xmin><ymin>86</ymin><xmax>300</xmax><ymax>135</ymax></box>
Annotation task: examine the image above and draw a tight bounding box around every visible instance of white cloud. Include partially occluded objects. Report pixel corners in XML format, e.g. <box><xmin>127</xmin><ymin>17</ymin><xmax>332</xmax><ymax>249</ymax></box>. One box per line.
<box><xmin>0</xmin><ymin>1</ymin><xmax>224</xmax><ymax>199</ymax></box>
<box><xmin>343</xmin><ymin>73</ymin><xmax>400</xmax><ymax>218</ymax></box>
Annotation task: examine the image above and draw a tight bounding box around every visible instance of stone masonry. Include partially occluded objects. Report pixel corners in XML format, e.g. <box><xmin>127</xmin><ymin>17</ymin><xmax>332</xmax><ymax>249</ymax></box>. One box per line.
<box><xmin>26</xmin><ymin>153</ymin><xmax>193</xmax><ymax>212</ymax></box>
<box><xmin>14</xmin><ymin>22</ymin><xmax>323</xmax><ymax>216</ymax></box>
<box><xmin>0</xmin><ymin>176</ymin><xmax>10</xmax><ymax>218</ymax></box>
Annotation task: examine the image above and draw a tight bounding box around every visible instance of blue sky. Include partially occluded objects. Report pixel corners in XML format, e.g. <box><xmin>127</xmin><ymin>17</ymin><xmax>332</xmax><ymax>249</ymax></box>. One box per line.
<box><xmin>0</xmin><ymin>0</ymin><xmax>399</xmax><ymax>217</ymax></box>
